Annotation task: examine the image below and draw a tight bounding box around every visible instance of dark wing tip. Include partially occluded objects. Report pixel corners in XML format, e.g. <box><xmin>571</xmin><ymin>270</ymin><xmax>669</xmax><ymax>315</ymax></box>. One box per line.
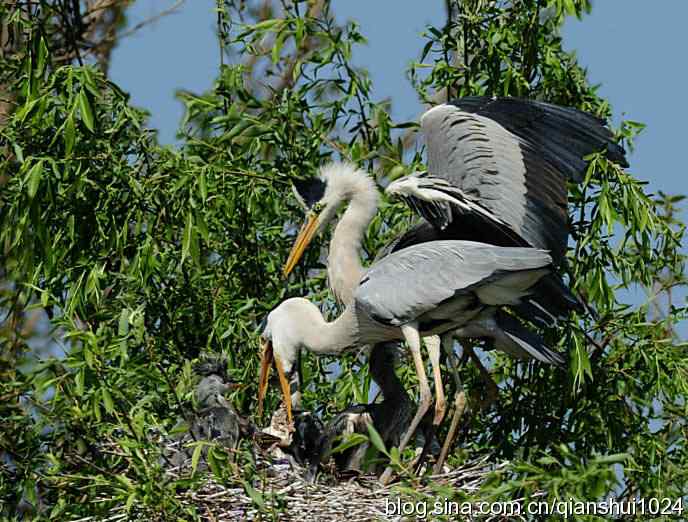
<box><xmin>449</xmin><ymin>95</ymin><xmax>630</xmax><ymax>171</ymax></box>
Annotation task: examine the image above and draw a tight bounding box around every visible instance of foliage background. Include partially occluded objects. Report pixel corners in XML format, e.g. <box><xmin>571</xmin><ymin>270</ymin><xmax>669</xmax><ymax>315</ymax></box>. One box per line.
<box><xmin>0</xmin><ymin>0</ymin><xmax>685</xmax><ymax>519</ymax></box>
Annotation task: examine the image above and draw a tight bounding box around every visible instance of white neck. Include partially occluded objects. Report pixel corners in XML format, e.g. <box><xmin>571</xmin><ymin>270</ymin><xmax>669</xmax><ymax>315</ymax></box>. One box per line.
<box><xmin>326</xmin><ymin>167</ymin><xmax>379</xmax><ymax>305</ymax></box>
<box><xmin>302</xmin><ymin>306</ymin><xmax>359</xmax><ymax>355</ymax></box>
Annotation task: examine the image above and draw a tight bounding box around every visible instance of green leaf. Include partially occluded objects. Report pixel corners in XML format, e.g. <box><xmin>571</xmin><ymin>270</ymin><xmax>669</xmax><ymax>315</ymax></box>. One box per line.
<box><xmin>115</xmin><ymin>474</ymin><xmax>133</xmax><ymax>490</ymax></box>
<box><xmin>593</xmin><ymin>453</ymin><xmax>630</xmax><ymax>465</ymax></box>
<box><xmin>64</xmin><ymin>116</ymin><xmax>75</xmax><ymax>155</ymax></box>
<box><xmin>366</xmin><ymin>423</ymin><xmax>389</xmax><ymax>456</ymax></box>
<box><xmin>272</xmin><ymin>30</ymin><xmax>286</xmax><ymax>64</ymax></box>
<box><xmin>102</xmin><ymin>388</ymin><xmax>114</xmax><ymax>413</ymax></box>
<box><xmin>207</xmin><ymin>447</ymin><xmax>224</xmax><ymax>479</ymax></box>
<box><xmin>330</xmin><ymin>433</ymin><xmax>368</xmax><ymax>455</ymax></box>
<box><xmin>191</xmin><ymin>443</ymin><xmax>204</xmax><ymax>476</ymax></box>
<box><xmin>75</xmin><ymin>368</ymin><xmax>85</xmax><ymax>397</ymax></box>
<box><xmin>198</xmin><ymin>172</ymin><xmax>208</xmax><ymax>201</ymax></box>
<box><xmin>181</xmin><ymin>212</ymin><xmax>194</xmax><ymax>264</ymax></box>
<box><xmin>196</xmin><ymin>212</ymin><xmax>209</xmax><ymax>242</ymax></box>
<box><xmin>125</xmin><ymin>492</ymin><xmax>137</xmax><ymax>512</ymax></box>
<box><xmin>241</xmin><ymin>479</ymin><xmax>265</xmax><ymax>508</ymax></box>
<box><xmin>118</xmin><ymin>308</ymin><xmax>129</xmax><ymax>336</ymax></box>
<box><xmin>251</xmin><ymin>19</ymin><xmax>280</xmax><ymax>31</ymax></box>
<box><xmin>36</xmin><ymin>37</ymin><xmax>48</xmax><ymax>74</ymax></box>
<box><xmin>26</xmin><ymin>160</ymin><xmax>43</xmax><ymax>199</ymax></box>
<box><xmin>12</xmin><ymin>142</ymin><xmax>24</xmax><ymax>163</ymax></box>
<box><xmin>78</xmin><ymin>90</ymin><xmax>95</xmax><ymax>132</ymax></box>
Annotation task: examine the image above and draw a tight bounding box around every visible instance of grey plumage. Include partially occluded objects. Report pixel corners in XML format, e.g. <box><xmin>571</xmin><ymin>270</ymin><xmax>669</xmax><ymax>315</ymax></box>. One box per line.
<box><xmin>376</xmin><ymin>220</ymin><xmax>580</xmax><ymax>328</ymax></box>
<box><xmin>416</xmin><ymin>105</ymin><xmax>565</xmax><ymax>262</ymax></box>
<box><xmin>453</xmin><ymin>308</ymin><xmax>565</xmax><ymax>366</ymax></box>
<box><xmin>356</xmin><ymin>240</ymin><xmax>552</xmax><ymax>329</ymax></box>
<box><xmin>164</xmin><ymin>362</ymin><xmax>247</xmax><ymax>470</ymax></box>
<box><xmin>492</xmin><ymin>309</ymin><xmax>565</xmax><ymax>366</ymax></box>
<box><xmin>388</xmin><ymin>96</ymin><xmax>627</xmax><ymax>266</ymax></box>
<box><xmin>382</xmin><ymin>97</ymin><xmax>627</xmax><ymax>329</ymax></box>
<box><xmin>452</xmin><ymin>96</ymin><xmax>628</xmax><ymax>179</ymax></box>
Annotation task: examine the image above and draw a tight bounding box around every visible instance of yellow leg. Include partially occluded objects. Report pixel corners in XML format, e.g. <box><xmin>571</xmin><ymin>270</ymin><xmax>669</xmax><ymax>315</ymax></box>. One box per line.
<box><xmin>426</xmin><ymin>335</ymin><xmax>446</xmax><ymax>426</ymax></box>
<box><xmin>380</xmin><ymin>322</ymin><xmax>432</xmax><ymax>485</ymax></box>
<box><xmin>410</xmin><ymin>335</ymin><xmax>446</xmax><ymax>475</ymax></box>
<box><xmin>434</xmin><ymin>335</ymin><xmax>467</xmax><ymax>474</ymax></box>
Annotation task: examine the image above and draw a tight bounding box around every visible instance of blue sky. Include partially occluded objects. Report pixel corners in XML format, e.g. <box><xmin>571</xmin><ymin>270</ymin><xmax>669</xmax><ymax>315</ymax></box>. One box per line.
<box><xmin>109</xmin><ymin>1</ymin><xmax>686</xmax><ymax>330</ymax></box>
<box><xmin>110</xmin><ymin>1</ymin><xmax>687</xmax><ymax>202</ymax></box>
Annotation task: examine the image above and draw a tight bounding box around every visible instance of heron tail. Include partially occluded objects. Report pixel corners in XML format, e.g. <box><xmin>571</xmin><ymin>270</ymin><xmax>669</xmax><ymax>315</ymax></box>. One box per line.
<box><xmin>514</xmin><ymin>272</ymin><xmax>587</xmax><ymax>329</ymax></box>
<box><xmin>494</xmin><ymin>309</ymin><xmax>566</xmax><ymax>367</ymax></box>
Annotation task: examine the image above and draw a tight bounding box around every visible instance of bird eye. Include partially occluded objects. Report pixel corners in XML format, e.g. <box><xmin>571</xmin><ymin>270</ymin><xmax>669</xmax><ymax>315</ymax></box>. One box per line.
<box><xmin>313</xmin><ymin>202</ymin><xmax>324</xmax><ymax>213</ymax></box>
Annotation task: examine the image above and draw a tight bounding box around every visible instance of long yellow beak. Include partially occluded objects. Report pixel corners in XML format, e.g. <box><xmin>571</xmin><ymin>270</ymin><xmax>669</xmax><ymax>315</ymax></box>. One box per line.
<box><xmin>257</xmin><ymin>339</ymin><xmax>273</xmax><ymax>418</ymax></box>
<box><xmin>257</xmin><ymin>338</ymin><xmax>293</xmax><ymax>426</ymax></box>
<box><xmin>283</xmin><ymin>212</ymin><xmax>319</xmax><ymax>277</ymax></box>
<box><xmin>274</xmin><ymin>354</ymin><xmax>293</xmax><ymax>427</ymax></box>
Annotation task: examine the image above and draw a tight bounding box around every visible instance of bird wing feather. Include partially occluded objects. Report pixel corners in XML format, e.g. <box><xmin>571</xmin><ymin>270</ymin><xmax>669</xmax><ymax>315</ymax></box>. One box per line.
<box><xmin>419</xmin><ymin>103</ymin><xmax>568</xmax><ymax>261</ymax></box>
<box><xmin>453</xmin><ymin>96</ymin><xmax>628</xmax><ymax>177</ymax></box>
<box><xmin>395</xmin><ymin>97</ymin><xmax>627</xmax><ymax>263</ymax></box>
<box><xmin>355</xmin><ymin>240</ymin><xmax>552</xmax><ymax>326</ymax></box>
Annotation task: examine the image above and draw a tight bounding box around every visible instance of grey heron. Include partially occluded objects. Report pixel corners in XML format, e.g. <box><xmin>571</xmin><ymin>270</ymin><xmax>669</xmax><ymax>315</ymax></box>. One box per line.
<box><xmin>258</xmin><ymin>239</ymin><xmax>560</xmax><ymax>482</ymax></box>
<box><xmin>275</xmin><ymin>97</ymin><xmax>627</xmax><ymax>478</ymax></box>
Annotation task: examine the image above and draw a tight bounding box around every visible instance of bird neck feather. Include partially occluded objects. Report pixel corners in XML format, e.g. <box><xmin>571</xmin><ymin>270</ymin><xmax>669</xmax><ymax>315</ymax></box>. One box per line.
<box><xmin>303</xmin><ymin>306</ymin><xmax>359</xmax><ymax>355</ymax></box>
<box><xmin>326</xmin><ymin>167</ymin><xmax>379</xmax><ymax>304</ymax></box>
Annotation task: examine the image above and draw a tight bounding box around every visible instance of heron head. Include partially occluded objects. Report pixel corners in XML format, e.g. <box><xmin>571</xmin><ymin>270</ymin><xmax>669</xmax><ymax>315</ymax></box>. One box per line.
<box><xmin>283</xmin><ymin>175</ymin><xmax>337</xmax><ymax>277</ymax></box>
<box><xmin>384</xmin><ymin>172</ymin><xmax>424</xmax><ymax>200</ymax></box>
<box><xmin>284</xmin><ymin>162</ymin><xmax>375</xmax><ymax>277</ymax></box>
<box><xmin>257</xmin><ymin>299</ymin><xmax>305</xmax><ymax>426</ymax></box>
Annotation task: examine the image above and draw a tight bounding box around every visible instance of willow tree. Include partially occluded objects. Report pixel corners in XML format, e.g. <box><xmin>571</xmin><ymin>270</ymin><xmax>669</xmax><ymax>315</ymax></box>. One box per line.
<box><xmin>0</xmin><ymin>0</ymin><xmax>685</xmax><ymax>519</ymax></box>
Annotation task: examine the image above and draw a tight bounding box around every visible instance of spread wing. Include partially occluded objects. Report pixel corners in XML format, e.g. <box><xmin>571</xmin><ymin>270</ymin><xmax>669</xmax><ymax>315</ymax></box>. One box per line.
<box><xmin>386</xmin><ymin>97</ymin><xmax>627</xmax><ymax>264</ymax></box>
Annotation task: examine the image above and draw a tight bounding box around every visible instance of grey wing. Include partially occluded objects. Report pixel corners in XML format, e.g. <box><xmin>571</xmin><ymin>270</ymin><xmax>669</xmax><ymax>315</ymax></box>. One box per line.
<box><xmin>419</xmin><ymin>103</ymin><xmax>569</xmax><ymax>261</ymax></box>
<box><xmin>356</xmin><ymin>240</ymin><xmax>552</xmax><ymax>326</ymax></box>
<box><xmin>452</xmin><ymin>96</ymin><xmax>628</xmax><ymax>178</ymax></box>
<box><xmin>389</xmin><ymin>97</ymin><xmax>627</xmax><ymax>263</ymax></box>
<box><xmin>375</xmin><ymin>222</ymin><xmax>582</xmax><ymax>327</ymax></box>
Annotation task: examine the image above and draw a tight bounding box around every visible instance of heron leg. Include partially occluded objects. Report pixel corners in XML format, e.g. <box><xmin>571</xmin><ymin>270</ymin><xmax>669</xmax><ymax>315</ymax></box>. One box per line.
<box><xmin>380</xmin><ymin>322</ymin><xmax>432</xmax><ymax>485</ymax></box>
<box><xmin>427</xmin><ymin>335</ymin><xmax>446</xmax><ymax>425</ymax></box>
<box><xmin>434</xmin><ymin>334</ymin><xmax>467</xmax><ymax>474</ymax></box>
<box><xmin>412</xmin><ymin>335</ymin><xmax>445</xmax><ymax>474</ymax></box>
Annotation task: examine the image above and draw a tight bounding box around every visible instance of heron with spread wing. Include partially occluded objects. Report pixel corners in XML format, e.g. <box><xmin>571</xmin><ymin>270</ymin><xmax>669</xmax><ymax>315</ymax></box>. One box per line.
<box><xmin>384</xmin><ymin>97</ymin><xmax>627</xmax><ymax>325</ymax></box>
<box><xmin>263</xmin><ymin>97</ymin><xmax>627</xmax><ymax>480</ymax></box>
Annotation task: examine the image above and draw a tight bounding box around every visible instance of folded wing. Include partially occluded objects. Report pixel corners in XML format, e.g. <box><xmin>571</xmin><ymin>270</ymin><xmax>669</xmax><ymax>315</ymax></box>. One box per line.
<box><xmin>356</xmin><ymin>240</ymin><xmax>552</xmax><ymax>327</ymax></box>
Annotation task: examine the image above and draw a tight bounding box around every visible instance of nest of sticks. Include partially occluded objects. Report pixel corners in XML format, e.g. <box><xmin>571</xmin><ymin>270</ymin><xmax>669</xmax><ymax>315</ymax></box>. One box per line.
<box><xmin>69</xmin><ymin>450</ymin><xmax>506</xmax><ymax>522</ymax></box>
<box><xmin>67</xmin><ymin>357</ymin><xmax>512</xmax><ymax>521</ymax></box>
